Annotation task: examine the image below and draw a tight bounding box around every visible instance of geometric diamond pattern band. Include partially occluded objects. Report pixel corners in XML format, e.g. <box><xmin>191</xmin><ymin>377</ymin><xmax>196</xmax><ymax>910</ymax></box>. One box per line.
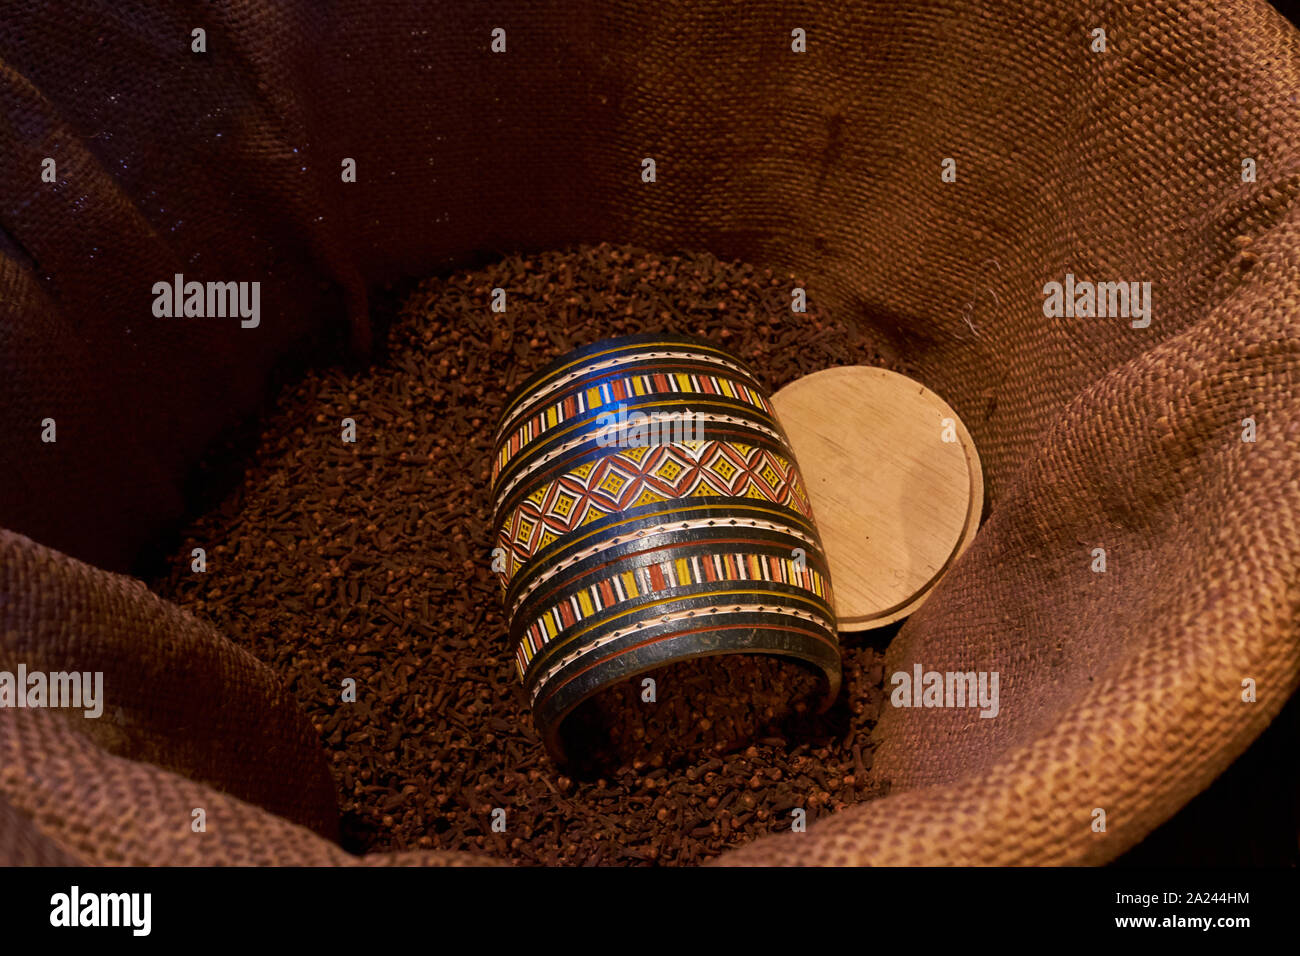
<box><xmin>496</xmin><ymin>439</ymin><xmax>813</xmax><ymax>585</ymax></box>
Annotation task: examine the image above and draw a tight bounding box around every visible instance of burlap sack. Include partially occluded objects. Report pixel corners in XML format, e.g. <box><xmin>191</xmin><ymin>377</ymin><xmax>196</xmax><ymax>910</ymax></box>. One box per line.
<box><xmin>1</xmin><ymin>0</ymin><xmax>1297</xmax><ymax>865</ymax></box>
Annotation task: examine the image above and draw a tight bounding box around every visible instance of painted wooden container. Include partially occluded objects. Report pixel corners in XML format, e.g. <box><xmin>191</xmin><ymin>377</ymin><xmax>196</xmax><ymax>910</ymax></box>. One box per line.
<box><xmin>491</xmin><ymin>334</ymin><xmax>840</xmax><ymax>762</ymax></box>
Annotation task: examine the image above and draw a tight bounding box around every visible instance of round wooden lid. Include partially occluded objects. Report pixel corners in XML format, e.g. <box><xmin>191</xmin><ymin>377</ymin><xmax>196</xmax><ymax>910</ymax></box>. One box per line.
<box><xmin>771</xmin><ymin>366</ymin><xmax>983</xmax><ymax>631</ymax></box>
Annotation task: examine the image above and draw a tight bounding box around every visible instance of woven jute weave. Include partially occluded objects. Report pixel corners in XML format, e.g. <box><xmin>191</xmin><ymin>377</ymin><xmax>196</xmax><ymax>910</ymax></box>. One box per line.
<box><xmin>1</xmin><ymin>0</ymin><xmax>1298</xmax><ymax>865</ymax></box>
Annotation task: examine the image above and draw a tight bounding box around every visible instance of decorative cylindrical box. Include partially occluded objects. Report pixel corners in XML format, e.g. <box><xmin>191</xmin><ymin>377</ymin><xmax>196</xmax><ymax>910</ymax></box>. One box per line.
<box><xmin>491</xmin><ymin>334</ymin><xmax>841</xmax><ymax>762</ymax></box>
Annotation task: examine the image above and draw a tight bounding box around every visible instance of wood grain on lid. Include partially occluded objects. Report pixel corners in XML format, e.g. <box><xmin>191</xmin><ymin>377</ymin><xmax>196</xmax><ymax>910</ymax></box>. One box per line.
<box><xmin>771</xmin><ymin>366</ymin><xmax>983</xmax><ymax>631</ymax></box>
